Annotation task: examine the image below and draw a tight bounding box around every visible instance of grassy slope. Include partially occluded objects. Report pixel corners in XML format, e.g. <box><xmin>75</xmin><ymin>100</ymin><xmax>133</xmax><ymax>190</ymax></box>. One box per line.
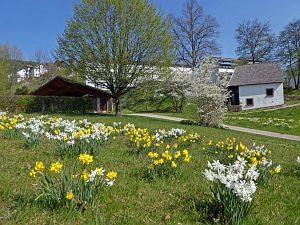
<box><xmin>226</xmin><ymin>106</ymin><xmax>300</xmax><ymax>136</ymax></box>
<box><xmin>1</xmin><ymin>113</ymin><xmax>300</xmax><ymax>225</ymax></box>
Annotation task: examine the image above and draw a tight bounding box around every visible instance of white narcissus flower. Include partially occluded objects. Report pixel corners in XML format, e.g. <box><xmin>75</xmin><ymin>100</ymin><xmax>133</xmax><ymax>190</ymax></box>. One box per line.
<box><xmin>297</xmin><ymin>156</ymin><xmax>300</xmax><ymax>164</ymax></box>
<box><xmin>106</xmin><ymin>180</ymin><xmax>115</xmax><ymax>187</ymax></box>
<box><xmin>203</xmin><ymin>169</ymin><xmax>215</xmax><ymax>181</ymax></box>
<box><xmin>204</xmin><ymin>160</ymin><xmax>259</xmax><ymax>202</ymax></box>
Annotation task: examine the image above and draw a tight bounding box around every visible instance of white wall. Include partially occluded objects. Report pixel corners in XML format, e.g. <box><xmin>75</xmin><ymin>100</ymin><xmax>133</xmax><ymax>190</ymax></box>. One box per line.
<box><xmin>239</xmin><ymin>83</ymin><xmax>284</xmax><ymax>110</ymax></box>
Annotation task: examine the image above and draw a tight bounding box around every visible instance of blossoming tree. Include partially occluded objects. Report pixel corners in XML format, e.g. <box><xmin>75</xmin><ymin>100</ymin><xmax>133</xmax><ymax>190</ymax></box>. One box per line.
<box><xmin>186</xmin><ymin>58</ymin><xmax>230</xmax><ymax>126</ymax></box>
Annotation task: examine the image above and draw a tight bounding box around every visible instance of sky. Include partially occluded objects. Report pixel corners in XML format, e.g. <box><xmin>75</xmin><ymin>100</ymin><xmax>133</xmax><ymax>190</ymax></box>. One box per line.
<box><xmin>0</xmin><ymin>0</ymin><xmax>299</xmax><ymax>61</ymax></box>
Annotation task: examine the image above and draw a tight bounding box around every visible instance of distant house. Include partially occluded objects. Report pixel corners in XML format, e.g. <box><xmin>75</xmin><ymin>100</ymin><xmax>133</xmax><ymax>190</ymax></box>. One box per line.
<box><xmin>32</xmin><ymin>76</ymin><xmax>115</xmax><ymax>113</ymax></box>
<box><xmin>228</xmin><ymin>62</ymin><xmax>284</xmax><ymax>110</ymax></box>
<box><xmin>16</xmin><ymin>64</ymin><xmax>48</xmax><ymax>82</ymax></box>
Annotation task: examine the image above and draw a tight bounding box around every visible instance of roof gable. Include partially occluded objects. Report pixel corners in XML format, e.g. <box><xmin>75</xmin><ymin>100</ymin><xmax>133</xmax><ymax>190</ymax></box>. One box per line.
<box><xmin>32</xmin><ymin>76</ymin><xmax>114</xmax><ymax>98</ymax></box>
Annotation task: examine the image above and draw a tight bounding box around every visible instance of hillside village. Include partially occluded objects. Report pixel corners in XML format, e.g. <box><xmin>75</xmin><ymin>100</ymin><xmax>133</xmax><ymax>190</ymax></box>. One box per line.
<box><xmin>0</xmin><ymin>0</ymin><xmax>299</xmax><ymax>225</ymax></box>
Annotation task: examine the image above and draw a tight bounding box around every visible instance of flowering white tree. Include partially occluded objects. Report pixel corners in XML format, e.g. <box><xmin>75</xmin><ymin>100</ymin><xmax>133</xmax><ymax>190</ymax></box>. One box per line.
<box><xmin>156</xmin><ymin>69</ymin><xmax>192</xmax><ymax>113</ymax></box>
<box><xmin>186</xmin><ymin>57</ymin><xmax>230</xmax><ymax>126</ymax></box>
<box><xmin>157</xmin><ymin>57</ymin><xmax>230</xmax><ymax>125</ymax></box>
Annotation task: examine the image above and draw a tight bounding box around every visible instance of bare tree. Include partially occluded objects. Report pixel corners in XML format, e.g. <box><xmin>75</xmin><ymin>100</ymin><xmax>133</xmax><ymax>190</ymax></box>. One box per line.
<box><xmin>171</xmin><ymin>0</ymin><xmax>219</xmax><ymax>70</ymax></box>
<box><xmin>0</xmin><ymin>44</ymin><xmax>10</xmax><ymax>94</ymax></box>
<box><xmin>38</xmin><ymin>62</ymin><xmax>60</xmax><ymax>85</ymax></box>
<box><xmin>277</xmin><ymin>19</ymin><xmax>300</xmax><ymax>89</ymax></box>
<box><xmin>34</xmin><ymin>49</ymin><xmax>50</xmax><ymax>75</ymax></box>
<box><xmin>7</xmin><ymin>46</ymin><xmax>23</xmax><ymax>93</ymax></box>
<box><xmin>235</xmin><ymin>19</ymin><xmax>276</xmax><ymax>63</ymax></box>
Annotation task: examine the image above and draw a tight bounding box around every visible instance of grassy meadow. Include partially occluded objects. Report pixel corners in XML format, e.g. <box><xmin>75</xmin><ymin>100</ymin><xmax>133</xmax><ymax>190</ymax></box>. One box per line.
<box><xmin>0</xmin><ymin>113</ymin><xmax>300</xmax><ymax>225</ymax></box>
<box><xmin>225</xmin><ymin>106</ymin><xmax>300</xmax><ymax>136</ymax></box>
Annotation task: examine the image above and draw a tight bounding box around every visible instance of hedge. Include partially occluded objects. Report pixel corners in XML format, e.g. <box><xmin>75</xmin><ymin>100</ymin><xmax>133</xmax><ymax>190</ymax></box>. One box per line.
<box><xmin>0</xmin><ymin>95</ymin><xmax>96</xmax><ymax>113</ymax></box>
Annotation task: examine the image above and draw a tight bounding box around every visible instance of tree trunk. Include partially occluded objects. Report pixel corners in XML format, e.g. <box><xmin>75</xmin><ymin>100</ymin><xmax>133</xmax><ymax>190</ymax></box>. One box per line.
<box><xmin>297</xmin><ymin>54</ymin><xmax>300</xmax><ymax>90</ymax></box>
<box><xmin>115</xmin><ymin>97</ymin><xmax>122</xmax><ymax>117</ymax></box>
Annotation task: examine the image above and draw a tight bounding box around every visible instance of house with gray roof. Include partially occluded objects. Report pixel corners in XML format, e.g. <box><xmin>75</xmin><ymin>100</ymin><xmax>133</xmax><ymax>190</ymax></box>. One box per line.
<box><xmin>227</xmin><ymin>62</ymin><xmax>284</xmax><ymax>110</ymax></box>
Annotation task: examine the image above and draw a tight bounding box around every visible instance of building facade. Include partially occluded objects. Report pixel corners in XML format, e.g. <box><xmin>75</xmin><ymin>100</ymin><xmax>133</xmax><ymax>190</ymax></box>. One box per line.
<box><xmin>228</xmin><ymin>62</ymin><xmax>284</xmax><ymax>110</ymax></box>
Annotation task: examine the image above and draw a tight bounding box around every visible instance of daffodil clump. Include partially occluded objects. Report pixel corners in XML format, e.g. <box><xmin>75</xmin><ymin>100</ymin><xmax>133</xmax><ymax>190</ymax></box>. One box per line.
<box><xmin>177</xmin><ymin>132</ymin><xmax>201</xmax><ymax>147</ymax></box>
<box><xmin>146</xmin><ymin>142</ymin><xmax>192</xmax><ymax>179</ymax></box>
<box><xmin>45</xmin><ymin>120</ymin><xmax>114</xmax><ymax>157</ymax></box>
<box><xmin>29</xmin><ymin>153</ymin><xmax>117</xmax><ymax>209</ymax></box>
<box><xmin>205</xmin><ymin>138</ymin><xmax>281</xmax><ymax>184</ymax></box>
<box><xmin>155</xmin><ymin>128</ymin><xmax>201</xmax><ymax>146</ymax></box>
<box><xmin>126</xmin><ymin>127</ymin><xmax>201</xmax><ymax>154</ymax></box>
<box><xmin>203</xmin><ymin>158</ymin><xmax>259</xmax><ymax>225</ymax></box>
<box><xmin>154</xmin><ymin>128</ymin><xmax>186</xmax><ymax>141</ymax></box>
<box><xmin>205</xmin><ymin>138</ymin><xmax>249</xmax><ymax>163</ymax></box>
<box><xmin>124</xmin><ymin>127</ymin><xmax>198</xmax><ymax>178</ymax></box>
<box><xmin>0</xmin><ymin>113</ymin><xmax>24</xmax><ymax>138</ymax></box>
<box><xmin>20</xmin><ymin>117</ymin><xmax>45</xmax><ymax>148</ymax></box>
<box><xmin>126</xmin><ymin>127</ymin><xmax>155</xmax><ymax>153</ymax></box>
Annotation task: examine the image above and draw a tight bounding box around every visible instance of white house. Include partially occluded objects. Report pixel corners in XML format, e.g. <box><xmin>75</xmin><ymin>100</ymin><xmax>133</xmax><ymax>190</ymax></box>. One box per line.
<box><xmin>228</xmin><ymin>62</ymin><xmax>284</xmax><ymax>110</ymax></box>
<box><xmin>16</xmin><ymin>64</ymin><xmax>48</xmax><ymax>82</ymax></box>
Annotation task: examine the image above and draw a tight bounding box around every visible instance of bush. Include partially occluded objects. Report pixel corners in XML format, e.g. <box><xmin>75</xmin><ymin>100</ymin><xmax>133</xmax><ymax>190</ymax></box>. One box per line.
<box><xmin>180</xmin><ymin>119</ymin><xmax>201</xmax><ymax>126</ymax></box>
<box><xmin>15</xmin><ymin>86</ymin><xmax>30</xmax><ymax>95</ymax></box>
<box><xmin>0</xmin><ymin>95</ymin><xmax>96</xmax><ymax>113</ymax></box>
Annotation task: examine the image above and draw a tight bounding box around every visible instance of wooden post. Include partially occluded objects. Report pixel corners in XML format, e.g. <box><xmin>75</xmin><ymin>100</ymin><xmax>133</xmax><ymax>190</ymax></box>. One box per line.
<box><xmin>96</xmin><ymin>98</ymin><xmax>101</xmax><ymax>113</ymax></box>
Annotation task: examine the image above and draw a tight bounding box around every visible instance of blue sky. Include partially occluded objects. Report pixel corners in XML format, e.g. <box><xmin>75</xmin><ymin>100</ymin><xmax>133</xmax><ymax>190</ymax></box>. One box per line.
<box><xmin>0</xmin><ymin>0</ymin><xmax>299</xmax><ymax>60</ymax></box>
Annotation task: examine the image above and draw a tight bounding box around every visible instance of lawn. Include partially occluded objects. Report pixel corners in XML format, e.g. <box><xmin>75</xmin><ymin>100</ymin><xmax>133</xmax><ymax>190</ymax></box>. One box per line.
<box><xmin>1</xmin><ymin>113</ymin><xmax>300</xmax><ymax>225</ymax></box>
<box><xmin>225</xmin><ymin>105</ymin><xmax>300</xmax><ymax>136</ymax></box>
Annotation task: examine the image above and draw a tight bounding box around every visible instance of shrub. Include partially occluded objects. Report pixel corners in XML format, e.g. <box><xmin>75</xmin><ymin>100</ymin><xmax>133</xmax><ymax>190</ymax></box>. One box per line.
<box><xmin>184</xmin><ymin>58</ymin><xmax>230</xmax><ymax>127</ymax></box>
<box><xmin>15</xmin><ymin>85</ymin><xmax>30</xmax><ymax>95</ymax></box>
<box><xmin>180</xmin><ymin>119</ymin><xmax>201</xmax><ymax>126</ymax></box>
<box><xmin>0</xmin><ymin>95</ymin><xmax>96</xmax><ymax>113</ymax></box>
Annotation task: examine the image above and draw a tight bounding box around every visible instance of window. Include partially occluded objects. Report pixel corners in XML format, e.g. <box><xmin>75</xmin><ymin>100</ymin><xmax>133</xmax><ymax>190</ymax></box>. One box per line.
<box><xmin>266</xmin><ymin>88</ymin><xmax>274</xmax><ymax>97</ymax></box>
<box><xmin>246</xmin><ymin>98</ymin><xmax>254</xmax><ymax>106</ymax></box>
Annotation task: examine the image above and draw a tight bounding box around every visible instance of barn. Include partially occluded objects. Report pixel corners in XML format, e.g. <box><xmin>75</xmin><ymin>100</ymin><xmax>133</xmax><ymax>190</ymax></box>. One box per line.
<box><xmin>32</xmin><ymin>76</ymin><xmax>114</xmax><ymax>113</ymax></box>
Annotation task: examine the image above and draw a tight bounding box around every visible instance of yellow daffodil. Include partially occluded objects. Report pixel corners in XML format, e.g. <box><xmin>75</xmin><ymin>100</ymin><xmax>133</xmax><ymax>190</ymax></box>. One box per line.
<box><xmin>34</xmin><ymin>161</ymin><xmax>45</xmax><ymax>172</ymax></box>
<box><xmin>171</xmin><ymin>161</ymin><xmax>177</xmax><ymax>168</ymax></box>
<box><xmin>29</xmin><ymin>169</ymin><xmax>36</xmax><ymax>177</ymax></box>
<box><xmin>80</xmin><ymin>169</ymin><xmax>89</xmax><ymax>181</ymax></box>
<box><xmin>79</xmin><ymin>153</ymin><xmax>93</xmax><ymax>165</ymax></box>
<box><xmin>174</xmin><ymin>151</ymin><xmax>181</xmax><ymax>159</ymax></box>
<box><xmin>95</xmin><ymin>167</ymin><xmax>103</xmax><ymax>175</ymax></box>
<box><xmin>158</xmin><ymin>158</ymin><xmax>164</xmax><ymax>164</ymax></box>
<box><xmin>274</xmin><ymin>165</ymin><xmax>281</xmax><ymax>174</ymax></box>
<box><xmin>66</xmin><ymin>191</ymin><xmax>75</xmax><ymax>200</ymax></box>
<box><xmin>50</xmin><ymin>162</ymin><xmax>63</xmax><ymax>173</ymax></box>
<box><xmin>183</xmin><ymin>149</ymin><xmax>188</xmax><ymax>156</ymax></box>
<box><xmin>106</xmin><ymin>171</ymin><xmax>117</xmax><ymax>180</ymax></box>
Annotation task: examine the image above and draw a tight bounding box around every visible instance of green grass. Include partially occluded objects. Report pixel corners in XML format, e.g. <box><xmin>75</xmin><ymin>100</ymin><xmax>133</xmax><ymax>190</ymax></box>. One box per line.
<box><xmin>226</xmin><ymin>105</ymin><xmax>300</xmax><ymax>136</ymax></box>
<box><xmin>1</xmin><ymin>113</ymin><xmax>300</xmax><ymax>224</ymax></box>
<box><xmin>285</xmin><ymin>99</ymin><xmax>300</xmax><ymax>105</ymax></box>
